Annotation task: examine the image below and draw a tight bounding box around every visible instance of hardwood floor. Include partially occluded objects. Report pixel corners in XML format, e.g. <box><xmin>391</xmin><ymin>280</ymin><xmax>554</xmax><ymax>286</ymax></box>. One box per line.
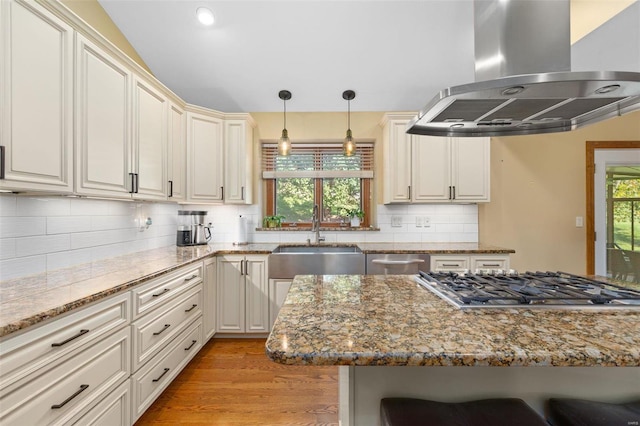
<box><xmin>134</xmin><ymin>338</ymin><xmax>339</xmax><ymax>425</ymax></box>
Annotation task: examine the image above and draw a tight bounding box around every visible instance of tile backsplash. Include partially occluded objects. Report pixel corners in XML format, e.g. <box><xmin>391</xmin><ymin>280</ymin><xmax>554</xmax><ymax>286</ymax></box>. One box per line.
<box><xmin>0</xmin><ymin>195</ymin><xmax>178</xmax><ymax>281</ymax></box>
<box><xmin>0</xmin><ymin>194</ymin><xmax>478</xmax><ymax>281</ymax></box>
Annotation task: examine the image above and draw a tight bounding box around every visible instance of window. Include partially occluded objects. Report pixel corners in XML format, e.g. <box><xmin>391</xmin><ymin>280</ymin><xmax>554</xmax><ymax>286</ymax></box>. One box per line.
<box><xmin>262</xmin><ymin>142</ymin><xmax>373</xmax><ymax>227</ymax></box>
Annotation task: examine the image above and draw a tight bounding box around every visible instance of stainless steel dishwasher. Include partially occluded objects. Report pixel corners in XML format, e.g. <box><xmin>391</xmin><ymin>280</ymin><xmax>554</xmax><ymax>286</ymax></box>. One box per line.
<box><xmin>365</xmin><ymin>253</ymin><xmax>430</xmax><ymax>275</ymax></box>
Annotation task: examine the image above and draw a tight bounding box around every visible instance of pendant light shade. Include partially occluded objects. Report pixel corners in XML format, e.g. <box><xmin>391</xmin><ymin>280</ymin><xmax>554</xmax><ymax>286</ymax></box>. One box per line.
<box><xmin>278</xmin><ymin>90</ymin><xmax>292</xmax><ymax>156</ymax></box>
<box><xmin>342</xmin><ymin>90</ymin><xmax>356</xmax><ymax>157</ymax></box>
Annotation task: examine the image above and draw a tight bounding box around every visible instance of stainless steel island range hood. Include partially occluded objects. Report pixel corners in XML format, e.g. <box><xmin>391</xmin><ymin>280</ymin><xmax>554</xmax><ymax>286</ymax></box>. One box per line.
<box><xmin>407</xmin><ymin>0</ymin><xmax>640</xmax><ymax>137</ymax></box>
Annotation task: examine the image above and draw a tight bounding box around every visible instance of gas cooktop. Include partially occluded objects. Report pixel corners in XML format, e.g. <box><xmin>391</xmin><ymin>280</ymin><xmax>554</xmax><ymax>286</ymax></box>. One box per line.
<box><xmin>415</xmin><ymin>270</ymin><xmax>640</xmax><ymax>309</ymax></box>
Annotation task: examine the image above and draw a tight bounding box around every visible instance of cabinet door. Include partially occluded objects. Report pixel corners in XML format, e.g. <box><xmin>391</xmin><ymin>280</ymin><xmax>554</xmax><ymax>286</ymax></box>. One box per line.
<box><xmin>216</xmin><ymin>256</ymin><xmax>244</xmax><ymax>332</ymax></box>
<box><xmin>224</xmin><ymin>119</ymin><xmax>252</xmax><ymax>204</ymax></box>
<box><xmin>132</xmin><ymin>77</ymin><xmax>167</xmax><ymax>200</ymax></box>
<box><xmin>245</xmin><ymin>256</ymin><xmax>269</xmax><ymax>333</ymax></box>
<box><xmin>76</xmin><ymin>35</ymin><xmax>132</xmax><ymax>198</ymax></box>
<box><xmin>430</xmin><ymin>255</ymin><xmax>470</xmax><ymax>273</ymax></box>
<box><xmin>451</xmin><ymin>137</ymin><xmax>490</xmax><ymax>202</ymax></box>
<box><xmin>412</xmin><ymin>135</ymin><xmax>451</xmax><ymax>202</ymax></box>
<box><xmin>186</xmin><ymin>111</ymin><xmax>223</xmax><ymax>202</ymax></box>
<box><xmin>203</xmin><ymin>257</ymin><xmax>216</xmax><ymax>341</ymax></box>
<box><xmin>268</xmin><ymin>279</ymin><xmax>292</xmax><ymax>329</ymax></box>
<box><xmin>0</xmin><ymin>0</ymin><xmax>73</xmax><ymax>193</ymax></box>
<box><xmin>167</xmin><ymin>103</ymin><xmax>186</xmax><ymax>201</ymax></box>
<box><xmin>383</xmin><ymin>119</ymin><xmax>412</xmax><ymax>203</ymax></box>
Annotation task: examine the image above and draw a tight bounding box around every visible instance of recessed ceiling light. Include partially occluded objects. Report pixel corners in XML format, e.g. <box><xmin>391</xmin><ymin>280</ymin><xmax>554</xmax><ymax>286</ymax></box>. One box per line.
<box><xmin>196</xmin><ymin>7</ymin><xmax>214</xmax><ymax>26</ymax></box>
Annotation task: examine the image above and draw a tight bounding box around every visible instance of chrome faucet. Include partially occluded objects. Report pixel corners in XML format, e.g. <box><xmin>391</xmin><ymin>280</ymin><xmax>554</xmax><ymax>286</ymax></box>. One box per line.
<box><xmin>312</xmin><ymin>204</ymin><xmax>325</xmax><ymax>244</ymax></box>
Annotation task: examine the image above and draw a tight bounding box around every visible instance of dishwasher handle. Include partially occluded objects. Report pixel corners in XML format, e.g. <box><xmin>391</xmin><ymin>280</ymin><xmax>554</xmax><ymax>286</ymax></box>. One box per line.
<box><xmin>371</xmin><ymin>259</ymin><xmax>425</xmax><ymax>266</ymax></box>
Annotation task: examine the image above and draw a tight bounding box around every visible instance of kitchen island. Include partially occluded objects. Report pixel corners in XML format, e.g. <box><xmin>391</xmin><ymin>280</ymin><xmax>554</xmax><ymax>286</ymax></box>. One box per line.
<box><xmin>265</xmin><ymin>274</ymin><xmax>640</xmax><ymax>425</ymax></box>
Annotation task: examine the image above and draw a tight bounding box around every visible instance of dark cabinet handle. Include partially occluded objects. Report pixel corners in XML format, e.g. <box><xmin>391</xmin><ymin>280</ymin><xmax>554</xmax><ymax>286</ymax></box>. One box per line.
<box><xmin>153</xmin><ymin>324</ymin><xmax>171</xmax><ymax>336</ymax></box>
<box><xmin>168</xmin><ymin>180</ymin><xmax>173</xmax><ymax>197</ymax></box>
<box><xmin>184</xmin><ymin>340</ymin><xmax>197</xmax><ymax>351</ymax></box>
<box><xmin>480</xmin><ymin>263</ymin><xmax>501</xmax><ymax>267</ymax></box>
<box><xmin>241</xmin><ymin>186</ymin><xmax>245</xmax><ymax>200</ymax></box>
<box><xmin>129</xmin><ymin>173</ymin><xmax>136</xmax><ymax>194</ymax></box>
<box><xmin>152</xmin><ymin>367</ymin><xmax>170</xmax><ymax>382</ymax></box>
<box><xmin>452</xmin><ymin>186</ymin><xmax>456</xmax><ymax>199</ymax></box>
<box><xmin>407</xmin><ymin>186</ymin><xmax>411</xmax><ymax>200</ymax></box>
<box><xmin>51</xmin><ymin>384</ymin><xmax>89</xmax><ymax>409</ymax></box>
<box><xmin>442</xmin><ymin>264</ymin><xmax>461</xmax><ymax>267</ymax></box>
<box><xmin>184</xmin><ymin>274</ymin><xmax>198</xmax><ymax>281</ymax></box>
<box><xmin>152</xmin><ymin>288</ymin><xmax>170</xmax><ymax>297</ymax></box>
<box><xmin>0</xmin><ymin>145</ymin><xmax>5</xmax><ymax>179</ymax></box>
<box><xmin>448</xmin><ymin>186</ymin><xmax>452</xmax><ymax>200</ymax></box>
<box><xmin>221</xmin><ymin>186</ymin><xmax>224</xmax><ymax>200</ymax></box>
<box><xmin>184</xmin><ymin>304</ymin><xmax>197</xmax><ymax>313</ymax></box>
<box><xmin>51</xmin><ymin>329</ymin><xmax>89</xmax><ymax>347</ymax></box>
<box><xmin>135</xmin><ymin>173</ymin><xmax>139</xmax><ymax>193</ymax></box>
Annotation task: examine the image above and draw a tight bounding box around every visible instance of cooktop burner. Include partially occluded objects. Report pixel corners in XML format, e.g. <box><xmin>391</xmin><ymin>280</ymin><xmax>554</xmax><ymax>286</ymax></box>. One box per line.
<box><xmin>415</xmin><ymin>270</ymin><xmax>640</xmax><ymax>309</ymax></box>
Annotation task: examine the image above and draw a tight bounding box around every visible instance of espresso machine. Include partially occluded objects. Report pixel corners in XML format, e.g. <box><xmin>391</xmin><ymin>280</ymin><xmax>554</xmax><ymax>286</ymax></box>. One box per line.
<box><xmin>177</xmin><ymin>210</ymin><xmax>212</xmax><ymax>246</ymax></box>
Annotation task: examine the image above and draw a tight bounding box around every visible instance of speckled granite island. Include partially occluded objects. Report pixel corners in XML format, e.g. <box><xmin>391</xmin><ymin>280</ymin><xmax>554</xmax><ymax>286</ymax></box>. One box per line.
<box><xmin>265</xmin><ymin>275</ymin><xmax>640</xmax><ymax>426</ymax></box>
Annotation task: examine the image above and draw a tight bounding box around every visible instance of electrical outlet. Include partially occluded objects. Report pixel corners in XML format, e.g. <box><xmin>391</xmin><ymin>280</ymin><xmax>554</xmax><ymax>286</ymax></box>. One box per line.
<box><xmin>416</xmin><ymin>216</ymin><xmax>424</xmax><ymax>227</ymax></box>
<box><xmin>423</xmin><ymin>216</ymin><xmax>431</xmax><ymax>227</ymax></box>
<box><xmin>391</xmin><ymin>216</ymin><xmax>402</xmax><ymax>227</ymax></box>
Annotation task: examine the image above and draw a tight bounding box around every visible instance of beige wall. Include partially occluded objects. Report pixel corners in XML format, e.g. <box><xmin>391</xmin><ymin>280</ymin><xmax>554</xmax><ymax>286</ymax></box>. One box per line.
<box><xmin>479</xmin><ymin>111</ymin><xmax>640</xmax><ymax>274</ymax></box>
<box><xmin>60</xmin><ymin>0</ymin><xmax>152</xmax><ymax>74</ymax></box>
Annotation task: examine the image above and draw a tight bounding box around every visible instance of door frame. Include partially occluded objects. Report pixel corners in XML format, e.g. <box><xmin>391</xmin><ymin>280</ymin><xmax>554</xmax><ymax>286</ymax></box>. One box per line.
<box><xmin>586</xmin><ymin>140</ymin><xmax>640</xmax><ymax>274</ymax></box>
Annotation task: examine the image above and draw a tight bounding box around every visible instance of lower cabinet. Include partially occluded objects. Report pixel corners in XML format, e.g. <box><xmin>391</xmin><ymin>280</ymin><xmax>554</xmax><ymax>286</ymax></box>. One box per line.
<box><xmin>268</xmin><ymin>279</ymin><xmax>292</xmax><ymax>329</ymax></box>
<box><xmin>71</xmin><ymin>379</ymin><xmax>131</xmax><ymax>426</ymax></box>
<box><xmin>216</xmin><ymin>255</ymin><xmax>269</xmax><ymax>334</ymax></box>
<box><xmin>203</xmin><ymin>256</ymin><xmax>216</xmax><ymax>341</ymax></box>
<box><xmin>430</xmin><ymin>254</ymin><xmax>511</xmax><ymax>273</ymax></box>
<box><xmin>131</xmin><ymin>318</ymin><xmax>202</xmax><ymax>422</ymax></box>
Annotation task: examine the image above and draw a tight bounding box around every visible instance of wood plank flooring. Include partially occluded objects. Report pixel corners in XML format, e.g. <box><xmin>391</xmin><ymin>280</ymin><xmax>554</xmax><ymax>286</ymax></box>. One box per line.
<box><xmin>134</xmin><ymin>338</ymin><xmax>339</xmax><ymax>425</ymax></box>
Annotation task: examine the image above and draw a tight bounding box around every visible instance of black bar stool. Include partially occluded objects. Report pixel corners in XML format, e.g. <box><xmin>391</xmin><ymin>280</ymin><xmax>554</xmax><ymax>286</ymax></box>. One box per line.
<box><xmin>548</xmin><ymin>398</ymin><xmax>640</xmax><ymax>426</ymax></box>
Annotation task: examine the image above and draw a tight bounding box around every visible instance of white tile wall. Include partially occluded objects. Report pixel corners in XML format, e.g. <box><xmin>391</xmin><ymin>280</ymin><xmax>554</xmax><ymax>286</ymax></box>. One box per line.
<box><xmin>0</xmin><ymin>195</ymin><xmax>178</xmax><ymax>281</ymax></box>
<box><xmin>182</xmin><ymin>203</ymin><xmax>479</xmax><ymax>245</ymax></box>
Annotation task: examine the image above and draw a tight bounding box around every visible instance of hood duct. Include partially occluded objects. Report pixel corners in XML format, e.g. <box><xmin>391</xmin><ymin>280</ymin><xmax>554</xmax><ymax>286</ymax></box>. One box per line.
<box><xmin>407</xmin><ymin>0</ymin><xmax>640</xmax><ymax>137</ymax></box>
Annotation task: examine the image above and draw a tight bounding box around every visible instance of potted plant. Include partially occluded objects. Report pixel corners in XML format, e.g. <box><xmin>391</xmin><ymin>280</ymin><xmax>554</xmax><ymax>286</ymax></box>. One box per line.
<box><xmin>263</xmin><ymin>215</ymin><xmax>285</xmax><ymax>228</ymax></box>
<box><xmin>348</xmin><ymin>209</ymin><xmax>365</xmax><ymax>227</ymax></box>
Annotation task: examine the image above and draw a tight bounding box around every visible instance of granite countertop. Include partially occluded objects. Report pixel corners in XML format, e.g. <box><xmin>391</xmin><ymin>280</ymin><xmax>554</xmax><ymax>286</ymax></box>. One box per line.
<box><xmin>0</xmin><ymin>243</ymin><xmax>277</xmax><ymax>338</ymax></box>
<box><xmin>0</xmin><ymin>242</ymin><xmax>513</xmax><ymax>339</ymax></box>
<box><xmin>265</xmin><ymin>275</ymin><xmax>640</xmax><ymax>367</ymax></box>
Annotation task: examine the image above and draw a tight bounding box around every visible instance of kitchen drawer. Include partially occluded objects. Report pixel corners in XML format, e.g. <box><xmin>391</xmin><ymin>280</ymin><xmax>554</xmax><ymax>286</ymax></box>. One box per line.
<box><xmin>430</xmin><ymin>256</ymin><xmax>470</xmax><ymax>272</ymax></box>
<box><xmin>131</xmin><ymin>318</ymin><xmax>202</xmax><ymax>421</ymax></box>
<box><xmin>132</xmin><ymin>284</ymin><xmax>202</xmax><ymax>371</ymax></box>
<box><xmin>132</xmin><ymin>263</ymin><xmax>202</xmax><ymax>319</ymax></box>
<box><xmin>70</xmin><ymin>379</ymin><xmax>130</xmax><ymax>426</ymax></box>
<box><xmin>0</xmin><ymin>327</ymin><xmax>130</xmax><ymax>426</ymax></box>
<box><xmin>0</xmin><ymin>292</ymin><xmax>130</xmax><ymax>393</ymax></box>
<box><xmin>470</xmin><ymin>255</ymin><xmax>510</xmax><ymax>272</ymax></box>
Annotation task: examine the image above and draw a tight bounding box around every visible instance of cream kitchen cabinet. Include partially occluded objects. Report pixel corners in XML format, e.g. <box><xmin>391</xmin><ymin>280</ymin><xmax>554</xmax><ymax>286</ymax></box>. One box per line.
<box><xmin>203</xmin><ymin>257</ymin><xmax>217</xmax><ymax>341</ymax></box>
<box><xmin>76</xmin><ymin>35</ymin><xmax>170</xmax><ymax>201</ymax></box>
<box><xmin>223</xmin><ymin>116</ymin><xmax>255</xmax><ymax>204</ymax></box>
<box><xmin>131</xmin><ymin>76</ymin><xmax>168</xmax><ymax>201</ymax></box>
<box><xmin>0</xmin><ymin>0</ymin><xmax>74</xmax><ymax>193</ymax></box>
<box><xmin>268</xmin><ymin>279</ymin><xmax>292</xmax><ymax>329</ymax></box>
<box><xmin>216</xmin><ymin>255</ymin><xmax>269</xmax><ymax>334</ymax></box>
<box><xmin>186</xmin><ymin>108</ymin><xmax>224</xmax><ymax>202</ymax></box>
<box><xmin>430</xmin><ymin>254</ymin><xmax>510</xmax><ymax>273</ymax></box>
<box><xmin>167</xmin><ymin>102</ymin><xmax>186</xmax><ymax>202</ymax></box>
<box><xmin>380</xmin><ymin>113</ymin><xmax>490</xmax><ymax>204</ymax></box>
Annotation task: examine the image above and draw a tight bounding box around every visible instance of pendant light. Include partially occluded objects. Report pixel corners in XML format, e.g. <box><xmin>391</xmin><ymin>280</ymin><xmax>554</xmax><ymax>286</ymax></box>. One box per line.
<box><xmin>342</xmin><ymin>90</ymin><xmax>356</xmax><ymax>157</ymax></box>
<box><xmin>278</xmin><ymin>90</ymin><xmax>292</xmax><ymax>156</ymax></box>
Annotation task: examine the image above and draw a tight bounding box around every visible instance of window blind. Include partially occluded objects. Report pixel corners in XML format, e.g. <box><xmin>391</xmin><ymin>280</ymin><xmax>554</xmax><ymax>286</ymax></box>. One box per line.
<box><xmin>261</xmin><ymin>142</ymin><xmax>374</xmax><ymax>179</ymax></box>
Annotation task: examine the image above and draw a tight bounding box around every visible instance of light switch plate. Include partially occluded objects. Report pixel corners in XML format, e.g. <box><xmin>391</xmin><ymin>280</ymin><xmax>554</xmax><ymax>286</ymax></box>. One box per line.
<box><xmin>416</xmin><ymin>216</ymin><xmax>424</xmax><ymax>227</ymax></box>
<box><xmin>391</xmin><ymin>216</ymin><xmax>402</xmax><ymax>227</ymax></box>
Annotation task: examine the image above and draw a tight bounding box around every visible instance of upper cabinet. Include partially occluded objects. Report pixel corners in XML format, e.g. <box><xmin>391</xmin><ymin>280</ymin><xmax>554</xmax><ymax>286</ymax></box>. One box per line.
<box><xmin>167</xmin><ymin>102</ymin><xmax>186</xmax><ymax>202</ymax></box>
<box><xmin>185</xmin><ymin>108</ymin><xmax>255</xmax><ymax>204</ymax></box>
<box><xmin>186</xmin><ymin>108</ymin><xmax>224</xmax><ymax>202</ymax></box>
<box><xmin>381</xmin><ymin>114</ymin><xmax>490</xmax><ymax>204</ymax></box>
<box><xmin>75</xmin><ymin>34</ymin><xmax>133</xmax><ymax>198</ymax></box>
<box><xmin>132</xmin><ymin>77</ymin><xmax>168</xmax><ymax>201</ymax></box>
<box><xmin>0</xmin><ymin>0</ymin><xmax>74</xmax><ymax>193</ymax></box>
<box><xmin>224</xmin><ymin>116</ymin><xmax>255</xmax><ymax>204</ymax></box>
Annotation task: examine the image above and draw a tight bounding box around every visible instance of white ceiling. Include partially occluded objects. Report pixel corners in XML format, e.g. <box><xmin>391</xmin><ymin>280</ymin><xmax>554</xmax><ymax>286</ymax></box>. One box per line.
<box><xmin>98</xmin><ymin>0</ymin><xmax>476</xmax><ymax>113</ymax></box>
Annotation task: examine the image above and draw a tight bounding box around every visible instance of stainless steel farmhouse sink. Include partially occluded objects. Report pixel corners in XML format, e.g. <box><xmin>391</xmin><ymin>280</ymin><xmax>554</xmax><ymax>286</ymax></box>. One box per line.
<box><xmin>268</xmin><ymin>245</ymin><xmax>365</xmax><ymax>278</ymax></box>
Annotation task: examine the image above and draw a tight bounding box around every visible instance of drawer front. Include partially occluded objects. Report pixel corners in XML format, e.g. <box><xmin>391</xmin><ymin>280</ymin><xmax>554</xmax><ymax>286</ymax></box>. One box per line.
<box><xmin>430</xmin><ymin>256</ymin><xmax>470</xmax><ymax>272</ymax></box>
<box><xmin>0</xmin><ymin>292</ymin><xmax>130</xmax><ymax>392</ymax></box>
<box><xmin>132</xmin><ymin>263</ymin><xmax>202</xmax><ymax>319</ymax></box>
<box><xmin>71</xmin><ymin>379</ymin><xmax>130</xmax><ymax>426</ymax></box>
<box><xmin>0</xmin><ymin>327</ymin><xmax>130</xmax><ymax>426</ymax></box>
<box><xmin>132</xmin><ymin>285</ymin><xmax>202</xmax><ymax>371</ymax></box>
<box><xmin>470</xmin><ymin>255</ymin><xmax>510</xmax><ymax>272</ymax></box>
<box><xmin>131</xmin><ymin>318</ymin><xmax>202</xmax><ymax>421</ymax></box>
